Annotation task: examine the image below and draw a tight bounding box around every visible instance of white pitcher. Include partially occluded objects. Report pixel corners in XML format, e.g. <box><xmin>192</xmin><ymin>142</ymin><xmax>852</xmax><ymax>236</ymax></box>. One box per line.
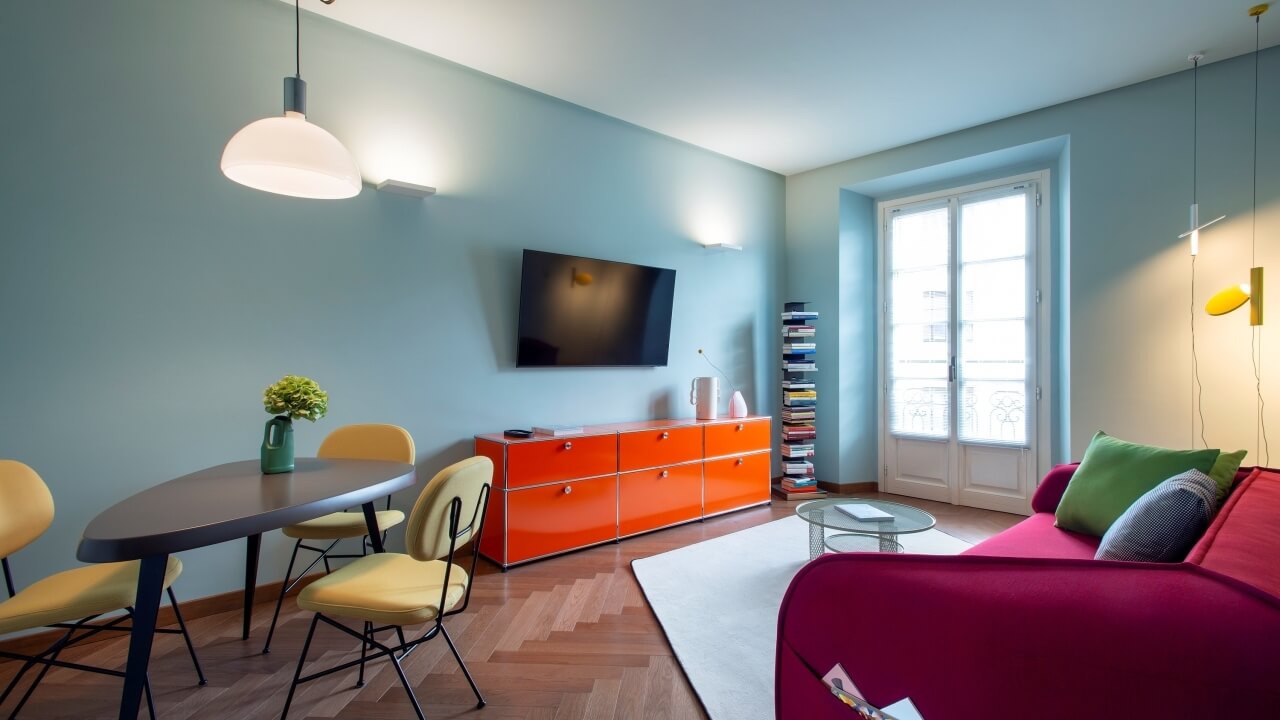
<box><xmin>690</xmin><ymin>377</ymin><xmax>719</xmax><ymax>420</ymax></box>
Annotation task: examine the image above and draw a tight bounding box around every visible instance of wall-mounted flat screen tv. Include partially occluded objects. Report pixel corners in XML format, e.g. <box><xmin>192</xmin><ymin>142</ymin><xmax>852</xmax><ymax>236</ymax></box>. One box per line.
<box><xmin>516</xmin><ymin>249</ymin><xmax>676</xmax><ymax>367</ymax></box>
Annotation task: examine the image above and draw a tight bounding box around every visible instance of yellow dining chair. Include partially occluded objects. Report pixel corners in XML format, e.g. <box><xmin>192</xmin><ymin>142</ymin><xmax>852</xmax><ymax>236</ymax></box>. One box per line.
<box><xmin>280</xmin><ymin>456</ymin><xmax>493</xmax><ymax>720</ymax></box>
<box><xmin>0</xmin><ymin>460</ymin><xmax>205</xmax><ymax>719</ymax></box>
<box><xmin>261</xmin><ymin>423</ymin><xmax>415</xmax><ymax>653</ymax></box>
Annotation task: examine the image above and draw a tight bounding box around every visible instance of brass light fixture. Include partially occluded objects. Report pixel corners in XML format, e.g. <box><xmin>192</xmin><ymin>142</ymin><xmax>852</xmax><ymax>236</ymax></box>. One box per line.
<box><xmin>1205</xmin><ymin>3</ymin><xmax>1269</xmax><ymax>326</ymax></box>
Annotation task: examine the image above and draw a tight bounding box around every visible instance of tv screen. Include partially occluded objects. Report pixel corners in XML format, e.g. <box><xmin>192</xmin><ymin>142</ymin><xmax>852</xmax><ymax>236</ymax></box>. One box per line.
<box><xmin>516</xmin><ymin>249</ymin><xmax>676</xmax><ymax>367</ymax></box>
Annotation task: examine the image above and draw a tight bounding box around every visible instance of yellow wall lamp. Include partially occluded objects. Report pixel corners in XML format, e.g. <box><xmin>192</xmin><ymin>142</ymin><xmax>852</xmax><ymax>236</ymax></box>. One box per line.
<box><xmin>1207</xmin><ymin>267</ymin><xmax>1264</xmax><ymax>326</ymax></box>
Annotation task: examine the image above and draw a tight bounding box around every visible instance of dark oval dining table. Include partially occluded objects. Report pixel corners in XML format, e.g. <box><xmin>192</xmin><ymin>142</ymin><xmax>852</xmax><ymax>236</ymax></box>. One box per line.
<box><xmin>77</xmin><ymin>457</ymin><xmax>417</xmax><ymax>720</ymax></box>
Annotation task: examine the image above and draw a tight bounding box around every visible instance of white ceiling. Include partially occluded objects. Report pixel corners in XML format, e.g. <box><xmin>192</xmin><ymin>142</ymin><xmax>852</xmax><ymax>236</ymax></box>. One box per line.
<box><xmin>294</xmin><ymin>0</ymin><xmax>1278</xmax><ymax>175</ymax></box>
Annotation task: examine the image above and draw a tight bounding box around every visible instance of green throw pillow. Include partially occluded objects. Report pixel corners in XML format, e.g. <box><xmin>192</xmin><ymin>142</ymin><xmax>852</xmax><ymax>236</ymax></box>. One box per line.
<box><xmin>1208</xmin><ymin>449</ymin><xmax>1247</xmax><ymax>501</ymax></box>
<box><xmin>1055</xmin><ymin>432</ymin><xmax>1220</xmax><ymax>537</ymax></box>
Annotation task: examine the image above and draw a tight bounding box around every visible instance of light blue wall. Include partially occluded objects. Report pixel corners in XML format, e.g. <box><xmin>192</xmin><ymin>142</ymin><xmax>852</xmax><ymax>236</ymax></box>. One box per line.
<box><xmin>788</xmin><ymin>48</ymin><xmax>1280</xmax><ymax>488</ymax></box>
<box><xmin>0</xmin><ymin>0</ymin><xmax>783</xmax><ymax>601</ymax></box>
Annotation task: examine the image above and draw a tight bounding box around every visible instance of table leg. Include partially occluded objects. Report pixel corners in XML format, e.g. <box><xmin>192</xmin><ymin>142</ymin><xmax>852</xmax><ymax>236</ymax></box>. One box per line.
<box><xmin>362</xmin><ymin>502</ymin><xmax>385</xmax><ymax>553</ymax></box>
<box><xmin>242</xmin><ymin>533</ymin><xmax>261</xmax><ymax>640</ymax></box>
<box><xmin>119</xmin><ymin>553</ymin><xmax>167</xmax><ymax>720</ymax></box>
<box><xmin>807</xmin><ymin>509</ymin><xmax>824</xmax><ymax>560</ymax></box>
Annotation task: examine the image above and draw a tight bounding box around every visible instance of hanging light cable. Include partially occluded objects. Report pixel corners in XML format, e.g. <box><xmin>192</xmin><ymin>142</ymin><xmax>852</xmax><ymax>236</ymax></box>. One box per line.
<box><xmin>1187</xmin><ymin>53</ymin><xmax>1210</xmax><ymax>448</ymax></box>
<box><xmin>1248</xmin><ymin>5</ymin><xmax>1270</xmax><ymax>464</ymax></box>
<box><xmin>220</xmin><ymin>0</ymin><xmax>360</xmax><ymax>199</ymax></box>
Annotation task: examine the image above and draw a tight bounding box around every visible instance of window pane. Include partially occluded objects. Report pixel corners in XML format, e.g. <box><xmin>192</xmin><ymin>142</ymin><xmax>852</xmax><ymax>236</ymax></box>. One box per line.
<box><xmin>888</xmin><ymin>206</ymin><xmax>950</xmax><ymax>437</ymax></box>
<box><xmin>958</xmin><ymin>193</ymin><xmax>1028</xmax><ymax>445</ymax></box>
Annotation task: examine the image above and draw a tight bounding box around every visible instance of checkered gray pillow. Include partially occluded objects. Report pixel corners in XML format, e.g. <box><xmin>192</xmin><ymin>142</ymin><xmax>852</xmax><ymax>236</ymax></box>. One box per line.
<box><xmin>1095</xmin><ymin>468</ymin><xmax>1217</xmax><ymax>562</ymax></box>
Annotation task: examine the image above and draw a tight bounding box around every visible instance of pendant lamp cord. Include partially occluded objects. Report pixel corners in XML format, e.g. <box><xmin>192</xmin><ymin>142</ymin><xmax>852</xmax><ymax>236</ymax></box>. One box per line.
<box><xmin>1191</xmin><ymin>56</ymin><xmax>1208</xmax><ymax>448</ymax></box>
<box><xmin>296</xmin><ymin>0</ymin><xmax>301</xmax><ymax>79</ymax></box>
<box><xmin>1192</xmin><ymin>254</ymin><xmax>1203</xmax><ymax>445</ymax></box>
<box><xmin>1250</xmin><ymin>12</ymin><xmax>1270</xmax><ymax>465</ymax></box>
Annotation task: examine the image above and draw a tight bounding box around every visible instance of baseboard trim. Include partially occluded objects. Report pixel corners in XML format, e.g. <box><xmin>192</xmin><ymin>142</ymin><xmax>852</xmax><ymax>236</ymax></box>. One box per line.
<box><xmin>817</xmin><ymin>480</ymin><xmax>877</xmax><ymax>494</ymax></box>
<box><xmin>0</xmin><ymin>573</ymin><xmax>322</xmax><ymax>660</ymax></box>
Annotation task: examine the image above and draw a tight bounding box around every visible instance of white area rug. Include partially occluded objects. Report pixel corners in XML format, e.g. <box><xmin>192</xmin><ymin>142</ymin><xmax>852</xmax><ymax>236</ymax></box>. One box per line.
<box><xmin>631</xmin><ymin>515</ymin><xmax>970</xmax><ymax>720</ymax></box>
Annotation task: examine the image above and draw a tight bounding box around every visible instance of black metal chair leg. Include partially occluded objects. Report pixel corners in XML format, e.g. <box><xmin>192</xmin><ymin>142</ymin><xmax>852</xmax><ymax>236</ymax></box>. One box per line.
<box><xmin>356</xmin><ymin>621</ymin><xmax>370</xmax><ymax>688</ymax></box>
<box><xmin>166</xmin><ymin>587</ymin><xmax>207</xmax><ymax>685</ymax></box>
<box><xmin>7</xmin><ymin>645</ymin><xmax>63</xmax><ymax>719</ymax></box>
<box><xmin>394</xmin><ymin>626</ymin><xmax>408</xmax><ymax>660</ymax></box>
<box><xmin>0</xmin><ymin>657</ymin><xmax>38</xmax><ymax>709</ymax></box>
<box><xmin>262</xmin><ymin>540</ymin><xmax>303</xmax><ymax>654</ymax></box>
<box><xmin>440</xmin><ymin>624</ymin><xmax>485</xmax><ymax>708</ymax></box>
<box><xmin>4</xmin><ymin>627</ymin><xmax>75</xmax><ymax>718</ymax></box>
<box><xmin>388</xmin><ymin>651</ymin><xmax>427</xmax><ymax>720</ymax></box>
<box><xmin>280</xmin><ymin>614</ymin><xmax>320</xmax><ymax>720</ymax></box>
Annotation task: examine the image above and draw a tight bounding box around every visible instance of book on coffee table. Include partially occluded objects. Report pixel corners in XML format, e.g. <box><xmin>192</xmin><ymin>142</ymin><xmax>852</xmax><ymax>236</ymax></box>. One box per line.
<box><xmin>833</xmin><ymin>503</ymin><xmax>894</xmax><ymax>522</ymax></box>
<box><xmin>823</xmin><ymin>663</ymin><xmax>923</xmax><ymax>719</ymax></box>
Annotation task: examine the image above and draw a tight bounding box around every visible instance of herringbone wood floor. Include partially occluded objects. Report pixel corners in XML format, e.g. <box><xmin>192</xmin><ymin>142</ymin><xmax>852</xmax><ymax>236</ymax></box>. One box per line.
<box><xmin>0</xmin><ymin>493</ymin><xmax>1020</xmax><ymax>719</ymax></box>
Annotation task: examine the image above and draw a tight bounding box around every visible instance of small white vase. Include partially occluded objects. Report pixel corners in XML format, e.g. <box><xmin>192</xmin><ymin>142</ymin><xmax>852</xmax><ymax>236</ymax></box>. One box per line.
<box><xmin>728</xmin><ymin>391</ymin><xmax>748</xmax><ymax>418</ymax></box>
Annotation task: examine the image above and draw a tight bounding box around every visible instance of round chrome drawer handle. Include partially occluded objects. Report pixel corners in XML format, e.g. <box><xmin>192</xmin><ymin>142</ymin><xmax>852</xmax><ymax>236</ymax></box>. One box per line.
<box><xmin>736</xmin><ymin>424</ymin><xmax>744</xmax><ymax>431</ymax></box>
<box><xmin>564</xmin><ymin>441</ymin><xmax>573</xmax><ymax>450</ymax></box>
<box><xmin>660</xmin><ymin>470</ymin><xmax>669</xmax><ymax>478</ymax></box>
<box><xmin>660</xmin><ymin>432</ymin><xmax>669</xmax><ymax>439</ymax></box>
<box><xmin>736</xmin><ymin>458</ymin><xmax>745</xmax><ymax>465</ymax></box>
<box><xmin>563</xmin><ymin>485</ymin><xmax>573</xmax><ymax>495</ymax></box>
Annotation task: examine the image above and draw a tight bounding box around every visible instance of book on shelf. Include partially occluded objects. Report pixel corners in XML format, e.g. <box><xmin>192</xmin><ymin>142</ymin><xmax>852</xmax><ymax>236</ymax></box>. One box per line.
<box><xmin>781</xmin><ymin>476</ymin><xmax>818</xmax><ymax>487</ymax></box>
<box><xmin>781</xmin><ymin>311</ymin><xmax>820</xmax><ymax>320</ymax></box>
<box><xmin>781</xmin><ymin>444</ymin><xmax>815</xmax><ymax>458</ymax></box>
<box><xmin>784</xmin><ymin>460</ymin><xmax>814</xmax><ymax>472</ymax></box>
<box><xmin>531</xmin><ymin>424</ymin><xmax>584</xmax><ymax>437</ymax></box>
<box><xmin>784</xmin><ymin>400</ymin><xmax>817</xmax><ymax>409</ymax></box>
<box><xmin>783</xmin><ymin>343</ymin><xmax>816</xmax><ymax>353</ymax></box>
<box><xmin>781</xmin><ymin>482</ymin><xmax>818</xmax><ymax>491</ymax></box>
<box><xmin>782</xmin><ymin>325</ymin><xmax>816</xmax><ymax>335</ymax></box>
<box><xmin>833</xmin><ymin>503</ymin><xmax>894</xmax><ymax>522</ymax></box>
<box><xmin>782</xmin><ymin>413</ymin><xmax>816</xmax><ymax>423</ymax></box>
<box><xmin>781</xmin><ymin>379</ymin><xmax>816</xmax><ymax>389</ymax></box>
<box><xmin>783</xmin><ymin>362</ymin><xmax>817</xmax><ymax>371</ymax></box>
<box><xmin>784</xmin><ymin>389</ymin><xmax>817</xmax><ymax>397</ymax></box>
<box><xmin>782</xmin><ymin>427</ymin><xmax>817</xmax><ymax>441</ymax></box>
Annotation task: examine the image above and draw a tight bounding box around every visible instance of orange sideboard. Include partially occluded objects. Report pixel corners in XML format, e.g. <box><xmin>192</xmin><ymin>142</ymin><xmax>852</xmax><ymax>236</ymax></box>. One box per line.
<box><xmin>475</xmin><ymin>416</ymin><xmax>771</xmax><ymax>568</ymax></box>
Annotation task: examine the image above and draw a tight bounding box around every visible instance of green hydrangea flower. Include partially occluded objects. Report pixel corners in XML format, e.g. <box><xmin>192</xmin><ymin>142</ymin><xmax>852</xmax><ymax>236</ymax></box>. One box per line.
<box><xmin>263</xmin><ymin>375</ymin><xmax>329</xmax><ymax>422</ymax></box>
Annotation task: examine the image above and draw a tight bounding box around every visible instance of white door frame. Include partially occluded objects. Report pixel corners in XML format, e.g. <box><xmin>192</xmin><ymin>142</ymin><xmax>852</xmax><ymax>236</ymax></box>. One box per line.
<box><xmin>875</xmin><ymin>170</ymin><xmax>1052</xmax><ymax>512</ymax></box>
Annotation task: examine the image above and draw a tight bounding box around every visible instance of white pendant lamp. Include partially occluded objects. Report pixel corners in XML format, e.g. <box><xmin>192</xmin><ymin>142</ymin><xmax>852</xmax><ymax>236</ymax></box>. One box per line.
<box><xmin>221</xmin><ymin>0</ymin><xmax>360</xmax><ymax>199</ymax></box>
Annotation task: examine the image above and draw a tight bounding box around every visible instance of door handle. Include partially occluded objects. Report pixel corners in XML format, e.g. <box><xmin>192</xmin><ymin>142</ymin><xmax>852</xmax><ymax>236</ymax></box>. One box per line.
<box><xmin>948</xmin><ymin>356</ymin><xmax>957</xmax><ymax>383</ymax></box>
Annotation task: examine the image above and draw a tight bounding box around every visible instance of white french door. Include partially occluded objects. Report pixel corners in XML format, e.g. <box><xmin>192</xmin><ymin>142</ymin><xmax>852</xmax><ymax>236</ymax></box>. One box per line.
<box><xmin>879</xmin><ymin>174</ymin><xmax>1046</xmax><ymax>515</ymax></box>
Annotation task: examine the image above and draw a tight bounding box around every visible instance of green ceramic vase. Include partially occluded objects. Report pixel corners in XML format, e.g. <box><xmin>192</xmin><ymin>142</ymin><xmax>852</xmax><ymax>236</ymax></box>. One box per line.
<box><xmin>261</xmin><ymin>415</ymin><xmax>295</xmax><ymax>474</ymax></box>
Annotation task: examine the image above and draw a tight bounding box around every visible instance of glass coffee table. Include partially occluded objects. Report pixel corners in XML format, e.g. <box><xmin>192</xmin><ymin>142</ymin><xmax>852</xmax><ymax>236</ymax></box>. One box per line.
<box><xmin>795</xmin><ymin>498</ymin><xmax>936</xmax><ymax>559</ymax></box>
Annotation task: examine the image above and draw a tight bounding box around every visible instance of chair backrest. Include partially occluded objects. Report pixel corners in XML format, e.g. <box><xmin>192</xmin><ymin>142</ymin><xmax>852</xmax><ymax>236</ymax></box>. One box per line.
<box><xmin>403</xmin><ymin>456</ymin><xmax>493</xmax><ymax>562</ymax></box>
<box><xmin>0</xmin><ymin>460</ymin><xmax>55</xmax><ymax>560</ymax></box>
<box><xmin>317</xmin><ymin>424</ymin><xmax>416</xmax><ymax>464</ymax></box>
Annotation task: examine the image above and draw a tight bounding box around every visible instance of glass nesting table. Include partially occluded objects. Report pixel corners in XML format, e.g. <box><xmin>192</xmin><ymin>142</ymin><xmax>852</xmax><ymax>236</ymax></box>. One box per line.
<box><xmin>795</xmin><ymin>498</ymin><xmax>936</xmax><ymax>559</ymax></box>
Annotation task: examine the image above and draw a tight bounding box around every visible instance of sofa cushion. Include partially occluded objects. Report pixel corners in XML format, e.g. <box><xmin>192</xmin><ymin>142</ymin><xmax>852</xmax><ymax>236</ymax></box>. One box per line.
<box><xmin>1054</xmin><ymin>431</ymin><xmax>1219</xmax><ymax>537</ymax></box>
<box><xmin>963</xmin><ymin>512</ymin><xmax>1100</xmax><ymax>560</ymax></box>
<box><xmin>1187</xmin><ymin>469</ymin><xmax>1280</xmax><ymax>597</ymax></box>
<box><xmin>1208</xmin><ymin>449</ymin><xmax>1247</xmax><ymax>501</ymax></box>
<box><xmin>1095</xmin><ymin>470</ymin><xmax>1217</xmax><ymax>562</ymax></box>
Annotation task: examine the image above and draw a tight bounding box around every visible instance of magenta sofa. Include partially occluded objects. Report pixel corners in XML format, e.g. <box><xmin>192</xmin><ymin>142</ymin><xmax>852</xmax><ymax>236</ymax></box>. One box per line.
<box><xmin>775</xmin><ymin>464</ymin><xmax>1280</xmax><ymax>719</ymax></box>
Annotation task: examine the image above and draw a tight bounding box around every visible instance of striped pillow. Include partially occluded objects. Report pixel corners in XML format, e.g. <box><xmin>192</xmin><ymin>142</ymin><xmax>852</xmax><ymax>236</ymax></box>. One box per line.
<box><xmin>1095</xmin><ymin>469</ymin><xmax>1217</xmax><ymax>562</ymax></box>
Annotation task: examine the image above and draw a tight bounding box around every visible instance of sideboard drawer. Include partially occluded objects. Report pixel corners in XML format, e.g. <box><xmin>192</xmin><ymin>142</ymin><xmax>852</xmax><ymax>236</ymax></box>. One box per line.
<box><xmin>704</xmin><ymin>418</ymin><xmax>770</xmax><ymax>458</ymax></box>
<box><xmin>704</xmin><ymin>451</ymin><xmax>770</xmax><ymax>516</ymax></box>
<box><xmin>506</xmin><ymin>434</ymin><xmax>617</xmax><ymax>489</ymax></box>
<box><xmin>619</xmin><ymin>463</ymin><xmax>702</xmax><ymax>536</ymax></box>
<box><xmin>505</xmin><ymin>475</ymin><xmax>618</xmax><ymax>563</ymax></box>
<box><xmin>618</xmin><ymin>425</ymin><xmax>702</xmax><ymax>471</ymax></box>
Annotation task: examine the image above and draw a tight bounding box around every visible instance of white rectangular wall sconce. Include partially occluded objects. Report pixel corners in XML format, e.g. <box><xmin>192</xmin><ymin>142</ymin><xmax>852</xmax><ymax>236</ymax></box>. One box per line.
<box><xmin>703</xmin><ymin>242</ymin><xmax>743</xmax><ymax>251</ymax></box>
<box><xmin>376</xmin><ymin>179</ymin><xmax>437</xmax><ymax>198</ymax></box>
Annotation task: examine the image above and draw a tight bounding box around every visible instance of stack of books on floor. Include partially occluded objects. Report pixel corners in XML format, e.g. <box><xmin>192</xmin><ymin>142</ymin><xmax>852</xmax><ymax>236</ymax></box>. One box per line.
<box><xmin>775</xmin><ymin>301</ymin><xmax>826</xmax><ymax>501</ymax></box>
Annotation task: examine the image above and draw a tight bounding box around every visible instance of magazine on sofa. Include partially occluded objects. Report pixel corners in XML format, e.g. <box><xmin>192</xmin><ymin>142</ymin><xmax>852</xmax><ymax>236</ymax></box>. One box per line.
<box><xmin>822</xmin><ymin>664</ymin><xmax>924</xmax><ymax>720</ymax></box>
